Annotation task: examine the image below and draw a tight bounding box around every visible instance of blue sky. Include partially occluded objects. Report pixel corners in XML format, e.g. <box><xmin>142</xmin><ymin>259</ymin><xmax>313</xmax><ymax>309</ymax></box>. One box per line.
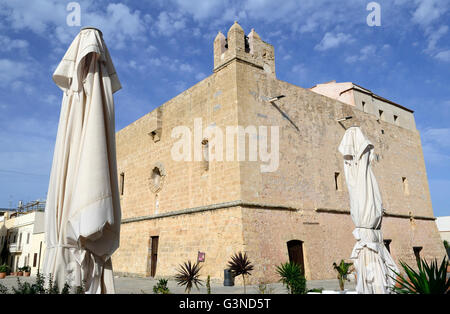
<box><xmin>0</xmin><ymin>0</ymin><xmax>449</xmax><ymax>216</ymax></box>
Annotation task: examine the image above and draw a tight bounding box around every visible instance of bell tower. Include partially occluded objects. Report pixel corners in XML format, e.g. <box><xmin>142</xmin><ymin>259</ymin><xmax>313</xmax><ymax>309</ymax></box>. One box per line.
<box><xmin>213</xmin><ymin>22</ymin><xmax>276</xmax><ymax>77</ymax></box>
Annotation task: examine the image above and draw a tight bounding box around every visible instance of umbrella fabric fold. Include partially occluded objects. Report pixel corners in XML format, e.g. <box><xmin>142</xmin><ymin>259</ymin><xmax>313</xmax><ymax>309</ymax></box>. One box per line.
<box><xmin>338</xmin><ymin>127</ymin><xmax>398</xmax><ymax>294</ymax></box>
<box><xmin>42</xmin><ymin>28</ymin><xmax>121</xmax><ymax>294</ymax></box>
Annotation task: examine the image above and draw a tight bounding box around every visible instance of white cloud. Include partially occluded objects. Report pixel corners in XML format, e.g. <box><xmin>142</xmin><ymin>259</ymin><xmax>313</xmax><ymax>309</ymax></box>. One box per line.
<box><xmin>0</xmin><ymin>0</ymin><xmax>66</xmax><ymax>34</ymax></box>
<box><xmin>421</xmin><ymin>127</ymin><xmax>450</xmax><ymax>164</ymax></box>
<box><xmin>412</xmin><ymin>0</ymin><xmax>449</xmax><ymax>27</ymax></box>
<box><xmin>195</xmin><ymin>72</ymin><xmax>207</xmax><ymax>81</ymax></box>
<box><xmin>84</xmin><ymin>3</ymin><xmax>147</xmax><ymax>49</ymax></box>
<box><xmin>425</xmin><ymin>25</ymin><xmax>448</xmax><ymax>53</ymax></box>
<box><xmin>423</xmin><ymin>128</ymin><xmax>450</xmax><ymax>148</ymax></box>
<box><xmin>435</xmin><ymin>50</ymin><xmax>450</xmax><ymax>62</ymax></box>
<box><xmin>0</xmin><ymin>35</ymin><xmax>29</xmax><ymax>52</ymax></box>
<box><xmin>345</xmin><ymin>44</ymin><xmax>377</xmax><ymax>63</ymax></box>
<box><xmin>0</xmin><ymin>59</ymin><xmax>30</xmax><ymax>87</ymax></box>
<box><xmin>180</xmin><ymin>63</ymin><xmax>194</xmax><ymax>73</ymax></box>
<box><xmin>0</xmin><ymin>1</ymin><xmax>148</xmax><ymax>49</ymax></box>
<box><xmin>173</xmin><ymin>0</ymin><xmax>225</xmax><ymax>21</ymax></box>
<box><xmin>154</xmin><ymin>11</ymin><xmax>186</xmax><ymax>36</ymax></box>
<box><xmin>315</xmin><ymin>32</ymin><xmax>354</xmax><ymax>51</ymax></box>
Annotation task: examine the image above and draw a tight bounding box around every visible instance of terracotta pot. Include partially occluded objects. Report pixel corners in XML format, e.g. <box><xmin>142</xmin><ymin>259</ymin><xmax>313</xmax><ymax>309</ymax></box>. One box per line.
<box><xmin>17</xmin><ymin>271</ymin><xmax>23</xmax><ymax>276</ymax></box>
<box><xmin>24</xmin><ymin>272</ymin><xmax>31</xmax><ymax>277</ymax></box>
<box><xmin>447</xmin><ymin>265</ymin><xmax>450</xmax><ymax>273</ymax></box>
<box><xmin>0</xmin><ymin>272</ymin><xmax>6</xmax><ymax>279</ymax></box>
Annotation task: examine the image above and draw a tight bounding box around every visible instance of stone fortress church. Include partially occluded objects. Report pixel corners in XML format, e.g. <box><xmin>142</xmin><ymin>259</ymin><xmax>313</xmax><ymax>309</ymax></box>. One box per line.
<box><xmin>112</xmin><ymin>22</ymin><xmax>446</xmax><ymax>283</ymax></box>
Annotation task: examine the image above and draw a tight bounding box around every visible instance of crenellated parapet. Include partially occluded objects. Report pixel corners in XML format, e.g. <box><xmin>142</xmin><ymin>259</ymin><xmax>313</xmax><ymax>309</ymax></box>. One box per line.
<box><xmin>213</xmin><ymin>22</ymin><xmax>276</xmax><ymax>76</ymax></box>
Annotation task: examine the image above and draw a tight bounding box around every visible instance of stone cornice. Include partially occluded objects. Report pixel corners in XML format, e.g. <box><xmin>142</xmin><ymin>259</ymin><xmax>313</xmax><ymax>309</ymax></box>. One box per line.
<box><xmin>121</xmin><ymin>201</ymin><xmax>436</xmax><ymax>224</ymax></box>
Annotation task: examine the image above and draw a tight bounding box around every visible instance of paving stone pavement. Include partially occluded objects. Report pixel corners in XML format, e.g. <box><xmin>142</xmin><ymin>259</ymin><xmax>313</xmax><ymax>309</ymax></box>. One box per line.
<box><xmin>0</xmin><ymin>275</ymin><xmax>356</xmax><ymax>294</ymax></box>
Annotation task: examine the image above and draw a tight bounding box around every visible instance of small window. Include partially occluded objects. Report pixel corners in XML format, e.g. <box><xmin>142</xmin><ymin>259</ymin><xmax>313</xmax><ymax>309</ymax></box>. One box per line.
<box><xmin>33</xmin><ymin>253</ymin><xmax>37</xmax><ymax>267</ymax></box>
<box><xmin>378</xmin><ymin>110</ymin><xmax>384</xmax><ymax>119</ymax></box>
<box><xmin>362</xmin><ymin>101</ymin><xmax>366</xmax><ymax>112</ymax></box>
<box><xmin>152</xmin><ymin>168</ymin><xmax>162</xmax><ymax>187</ymax></box>
<box><xmin>393</xmin><ymin>115</ymin><xmax>399</xmax><ymax>125</ymax></box>
<box><xmin>402</xmin><ymin>177</ymin><xmax>410</xmax><ymax>195</ymax></box>
<box><xmin>202</xmin><ymin>139</ymin><xmax>209</xmax><ymax>171</ymax></box>
<box><xmin>384</xmin><ymin>239</ymin><xmax>392</xmax><ymax>253</ymax></box>
<box><xmin>381</xmin><ymin>129</ymin><xmax>385</xmax><ymax>134</ymax></box>
<box><xmin>26</xmin><ymin>233</ymin><xmax>30</xmax><ymax>244</ymax></box>
<box><xmin>120</xmin><ymin>172</ymin><xmax>125</xmax><ymax>196</ymax></box>
<box><xmin>334</xmin><ymin>172</ymin><xmax>341</xmax><ymax>191</ymax></box>
<box><xmin>413</xmin><ymin>246</ymin><xmax>422</xmax><ymax>261</ymax></box>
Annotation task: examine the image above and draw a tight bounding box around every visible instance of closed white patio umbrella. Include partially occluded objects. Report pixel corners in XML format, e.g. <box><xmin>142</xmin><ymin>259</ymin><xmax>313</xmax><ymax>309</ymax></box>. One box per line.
<box><xmin>338</xmin><ymin>127</ymin><xmax>398</xmax><ymax>294</ymax></box>
<box><xmin>42</xmin><ymin>27</ymin><xmax>121</xmax><ymax>294</ymax></box>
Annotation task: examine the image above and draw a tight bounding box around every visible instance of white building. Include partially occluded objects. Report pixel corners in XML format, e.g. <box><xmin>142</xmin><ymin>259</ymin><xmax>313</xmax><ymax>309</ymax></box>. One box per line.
<box><xmin>436</xmin><ymin>216</ymin><xmax>450</xmax><ymax>244</ymax></box>
<box><xmin>4</xmin><ymin>210</ymin><xmax>46</xmax><ymax>275</ymax></box>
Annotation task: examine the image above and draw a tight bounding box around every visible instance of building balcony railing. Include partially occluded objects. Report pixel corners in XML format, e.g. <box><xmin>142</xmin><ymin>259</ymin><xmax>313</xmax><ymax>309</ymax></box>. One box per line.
<box><xmin>8</xmin><ymin>243</ymin><xmax>22</xmax><ymax>253</ymax></box>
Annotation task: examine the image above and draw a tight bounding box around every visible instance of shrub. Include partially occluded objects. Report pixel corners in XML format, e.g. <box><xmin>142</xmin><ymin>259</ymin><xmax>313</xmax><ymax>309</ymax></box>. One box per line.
<box><xmin>0</xmin><ymin>273</ymin><xmax>85</xmax><ymax>294</ymax></box>
<box><xmin>332</xmin><ymin>260</ymin><xmax>354</xmax><ymax>291</ymax></box>
<box><xmin>153</xmin><ymin>278</ymin><xmax>170</xmax><ymax>294</ymax></box>
<box><xmin>391</xmin><ymin>257</ymin><xmax>449</xmax><ymax>294</ymax></box>
<box><xmin>276</xmin><ymin>262</ymin><xmax>306</xmax><ymax>294</ymax></box>
<box><xmin>206</xmin><ymin>275</ymin><xmax>211</xmax><ymax>294</ymax></box>
<box><xmin>256</xmin><ymin>282</ymin><xmax>275</xmax><ymax>294</ymax></box>
<box><xmin>0</xmin><ymin>264</ymin><xmax>10</xmax><ymax>273</ymax></box>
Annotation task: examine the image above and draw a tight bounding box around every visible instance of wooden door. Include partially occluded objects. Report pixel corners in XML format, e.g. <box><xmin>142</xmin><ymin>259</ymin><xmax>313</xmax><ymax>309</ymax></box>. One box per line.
<box><xmin>150</xmin><ymin>236</ymin><xmax>159</xmax><ymax>277</ymax></box>
<box><xmin>287</xmin><ymin>240</ymin><xmax>305</xmax><ymax>275</ymax></box>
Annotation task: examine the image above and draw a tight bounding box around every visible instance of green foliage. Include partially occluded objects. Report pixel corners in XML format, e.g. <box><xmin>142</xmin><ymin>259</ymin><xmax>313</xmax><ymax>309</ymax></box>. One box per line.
<box><xmin>256</xmin><ymin>282</ymin><xmax>275</xmax><ymax>294</ymax></box>
<box><xmin>206</xmin><ymin>275</ymin><xmax>211</xmax><ymax>294</ymax></box>
<box><xmin>332</xmin><ymin>260</ymin><xmax>354</xmax><ymax>291</ymax></box>
<box><xmin>276</xmin><ymin>262</ymin><xmax>307</xmax><ymax>294</ymax></box>
<box><xmin>175</xmin><ymin>261</ymin><xmax>203</xmax><ymax>294</ymax></box>
<box><xmin>391</xmin><ymin>257</ymin><xmax>450</xmax><ymax>294</ymax></box>
<box><xmin>0</xmin><ymin>272</ymin><xmax>85</xmax><ymax>294</ymax></box>
<box><xmin>20</xmin><ymin>266</ymin><xmax>31</xmax><ymax>273</ymax></box>
<box><xmin>0</xmin><ymin>283</ymin><xmax>7</xmax><ymax>294</ymax></box>
<box><xmin>227</xmin><ymin>252</ymin><xmax>254</xmax><ymax>294</ymax></box>
<box><xmin>0</xmin><ymin>264</ymin><xmax>10</xmax><ymax>273</ymax></box>
<box><xmin>444</xmin><ymin>240</ymin><xmax>449</xmax><ymax>249</ymax></box>
<box><xmin>307</xmin><ymin>288</ymin><xmax>323</xmax><ymax>293</ymax></box>
<box><xmin>153</xmin><ymin>278</ymin><xmax>170</xmax><ymax>294</ymax></box>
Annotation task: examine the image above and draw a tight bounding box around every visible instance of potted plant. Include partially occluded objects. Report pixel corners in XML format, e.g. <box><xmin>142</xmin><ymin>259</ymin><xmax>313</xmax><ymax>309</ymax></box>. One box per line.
<box><xmin>332</xmin><ymin>260</ymin><xmax>354</xmax><ymax>292</ymax></box>
<box><xmin>17</xmin><ymin>267</ymin><xmax>24</xmax><ymax>276</ymax></box>
<box><xmin>227</xmin><ymin>252</ymin><xmax>254</xmax><ymax>294</ymax></box>
<box><xmin>0</xmin><ymin>264</ymin><xmax>10</xmax><ymax>279</ymax></box>
<box><xmin>23</xmin><ymin>266</ymin><xmax>31</xmax><ymax>277</ymax></box>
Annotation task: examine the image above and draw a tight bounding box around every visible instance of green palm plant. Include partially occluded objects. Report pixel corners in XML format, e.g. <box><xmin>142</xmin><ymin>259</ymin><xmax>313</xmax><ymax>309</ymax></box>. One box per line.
<box><xmin>276</xmin><ymin>262</ymin><xmax>306</xmax><ymax>294</ymax></box>
<box><xmin>175</xmin><ymin>261</ymin><xmax>203</xmax><ymax>294</ymax></box>
<box><xmin>391</xmin><ymin>257</ymin><xmax>449</xmax><ymax>294</ymax></box>
<box><xmin>332</xmin><ymin>260</ymin><xmax>354</xmax><ymax>291</ymax></box>
<box><xmin>227</xmin><ymin>252</ymin><xmax>254</xmax><ymax>294</ymax></box>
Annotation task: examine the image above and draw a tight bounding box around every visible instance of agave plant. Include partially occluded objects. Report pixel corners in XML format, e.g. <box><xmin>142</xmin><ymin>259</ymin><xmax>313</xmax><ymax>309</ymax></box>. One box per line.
<box><xmin>276</xmin><ymin>262</ymin><xmax>306</xmax><ymax>294</ymax></box>
<box><xmin>175</xmin><ymin>261</ymin><xmax>203</xmax><ymax>294</ymax></box>
<box><xmin>227</xmin><ymin>252</ymin><xmax>254</xmax><ymax>294</ymax></box>
<box><xmin>391</xmin><ymin>257</ymin><xmax>449</xmax><ymax>294</ymax></box>
<box><xmin>332</xmin><ymin>260</ymin><xmax>354</xmax><ymax>291</ymax></box>
<box><xmin>153</xmin><ymin>278</ymin><xmax>171</xmax><ymax>294</ymax></box>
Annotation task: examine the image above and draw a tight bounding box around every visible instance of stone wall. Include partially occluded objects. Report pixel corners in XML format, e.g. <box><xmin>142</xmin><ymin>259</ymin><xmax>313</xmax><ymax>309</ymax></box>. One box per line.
<box><xmin>113</xmin><ymin>23</ymin><xmax>446</xmax><ymax>284</ymax></box>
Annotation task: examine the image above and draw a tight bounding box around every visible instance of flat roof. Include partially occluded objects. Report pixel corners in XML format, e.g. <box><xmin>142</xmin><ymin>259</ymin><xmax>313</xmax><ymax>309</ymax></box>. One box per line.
<box><xmin>436</xmin><ymin>216</ymin><xmax>450</xmax><ymax>232</ymax></box>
